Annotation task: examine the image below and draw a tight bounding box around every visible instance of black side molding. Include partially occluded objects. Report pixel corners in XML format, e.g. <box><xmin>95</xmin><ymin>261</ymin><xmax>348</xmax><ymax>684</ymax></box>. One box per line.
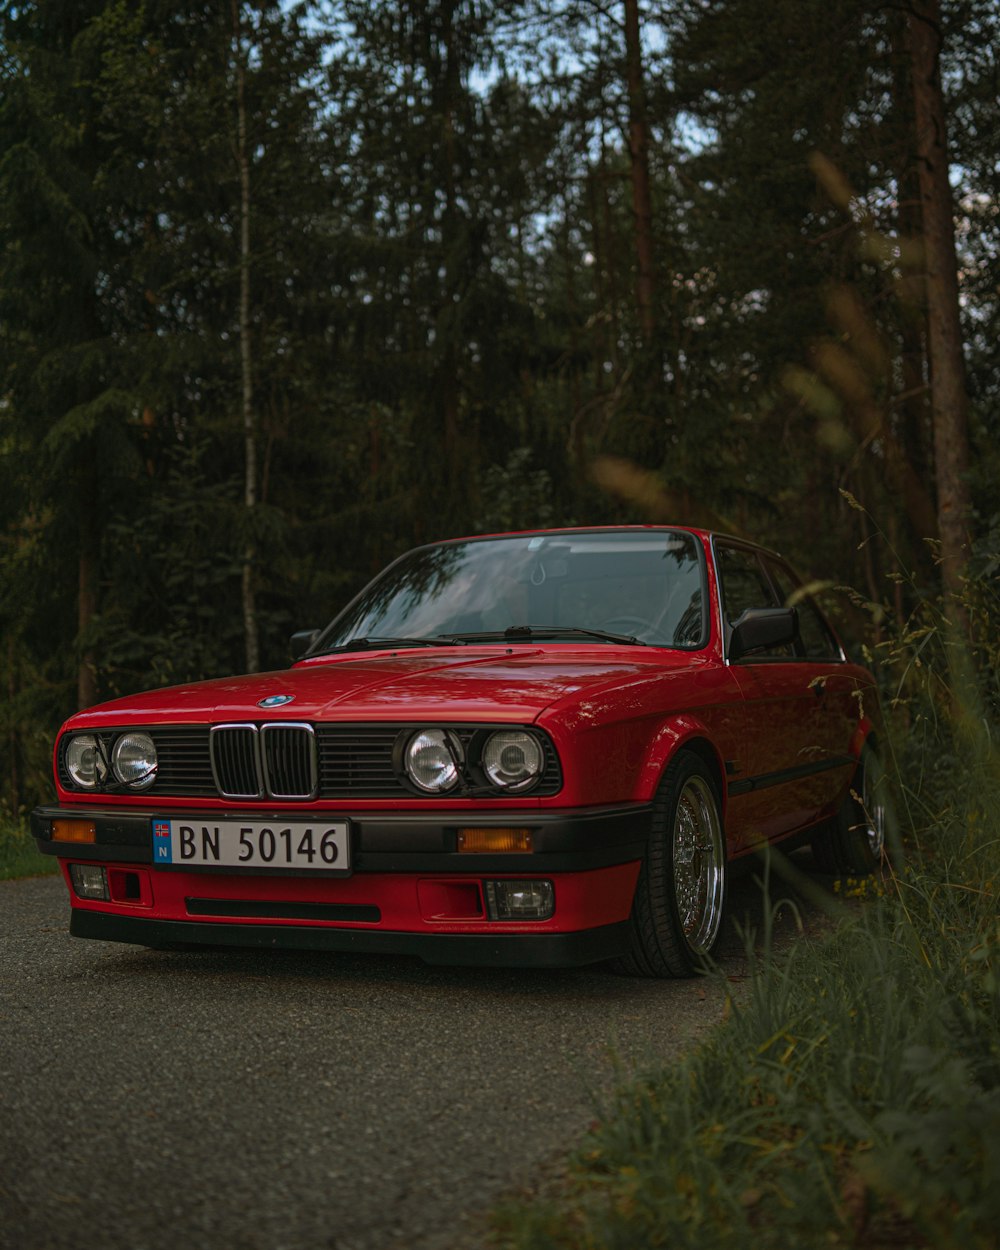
<box><xmin>728</xmin><ymin>754</ymin><xmax>854</xmax><ymax>798</ymax></box>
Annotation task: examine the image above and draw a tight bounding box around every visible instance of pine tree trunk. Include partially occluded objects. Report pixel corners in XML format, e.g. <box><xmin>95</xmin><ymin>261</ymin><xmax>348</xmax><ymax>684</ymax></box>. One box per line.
<box><xmin>7</xmin><ymin>636</ymin><xmax>20</xmax><ymax>811</ymax></box>
<box><xmin>907</xmin><ymin>0</ymin><xmax>984</xmax><ymax>737</ymax></box>
<box><xmin>598</xmin><ymin>136</ymin><xmax>623</xmax><ymax>380</ymax></box>
<box><xmin>907</xmin><ymin>0</ymin><xmax>972</xmax><ymax>599</ymax></box>
<box><xmin>77</xmin><ymin>446</ymin><xmax>98</xmax><ymax>709</ymax></box>
<box><xmin>623</xmin><ymin>0</ymin><xmax>656</xmax><ymax>346</ymax></box>
<box><xmin>438</xmin><ymin>0</ymin><xmax>467</xmax><ymax>511</ymax></box>
<box><xmin>233</xmin><ymin>0</ymin><xmax>259</xmax><ymax>673</ymax></box>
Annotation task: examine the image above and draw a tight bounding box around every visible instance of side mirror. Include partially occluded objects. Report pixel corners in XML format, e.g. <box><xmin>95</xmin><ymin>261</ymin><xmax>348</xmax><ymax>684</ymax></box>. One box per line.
<box><xmin>729</xmin><ymin>607</ymin><xmax>798</xmax><ymax>662</ymax></box>
<box><xmin>289</xmin><ymin>628</ymin><xmax>320</xmax><ymax>661</ymax></box>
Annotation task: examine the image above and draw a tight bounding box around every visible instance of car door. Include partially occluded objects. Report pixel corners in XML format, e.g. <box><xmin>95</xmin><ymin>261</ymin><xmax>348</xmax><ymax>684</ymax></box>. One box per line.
<box><xmin>761</xmin><ymin>555</ymin><xmax>859</xmax><ymax>821</ymax></box>
<box><xmin>714</xmin><ymin>542</ymin><xmax>843</xmax><ymax>849</ymax></box>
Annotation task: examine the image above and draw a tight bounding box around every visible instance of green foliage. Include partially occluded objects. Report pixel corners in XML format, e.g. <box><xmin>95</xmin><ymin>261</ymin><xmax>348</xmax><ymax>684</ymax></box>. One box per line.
<box><xmin>476</xmin><ymin>447</ymin><xmax>557</xmax><ymax>533</ymax></box>
<box><xmin>491</xmin><ymin>779</ymin><xmax>1000</xmax><ymax>1248</ymax></box>
<box><xmin>1</xmin><ymin>0</ymin><xmax>996</xmax><ymax>810</ymax></box>
<box><xmin>0</xmin><ymin>820</ymin><xmax>58</xmax><ymax>880</ymax></box>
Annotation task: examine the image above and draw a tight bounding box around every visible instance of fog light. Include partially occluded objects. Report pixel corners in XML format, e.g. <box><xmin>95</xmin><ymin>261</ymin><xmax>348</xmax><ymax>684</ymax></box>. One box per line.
<box><xmin>52</xmin><ymin>819</ymin><xmax>97</xmax><ymax>844</ymax></box>
<box><xmin>69</xmin><ymin>864</ymin><xmax>109</xmax><ymax>901</ymax></box>
<box><xmin>484</xmin><ymin>879</ymin><xmax>554</xmax><ymax>921</ymax></box>
<box><xmin>457</xmin><ymin>828</ymin><xmax>533</xmax><ymax>854</ymax></box>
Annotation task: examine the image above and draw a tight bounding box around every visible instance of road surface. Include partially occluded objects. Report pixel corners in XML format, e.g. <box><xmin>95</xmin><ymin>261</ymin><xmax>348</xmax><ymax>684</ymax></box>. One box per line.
<box><xmin>0</xmin><ymin>868</ymin><xmax>814</xmax><ymax>1250</ymax></box>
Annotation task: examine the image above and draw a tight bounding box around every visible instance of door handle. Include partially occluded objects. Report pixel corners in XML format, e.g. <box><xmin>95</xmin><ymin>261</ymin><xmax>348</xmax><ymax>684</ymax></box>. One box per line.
<box><xmin>810</xmin><ymin>676</ymin><xmax>829</xmax><ymax>697</ymax></box>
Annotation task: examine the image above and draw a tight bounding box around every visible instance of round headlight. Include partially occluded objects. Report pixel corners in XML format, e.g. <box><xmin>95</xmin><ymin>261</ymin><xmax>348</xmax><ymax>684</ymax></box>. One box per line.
<box><xmin>112</xmin><ymin>732</ymin><xmax>158</xmax><ymax>790</ymax></box>
<box><xmin>482</xmin><ymin>731</ymin><xmax>544</xmax><ymax>792</ymax></box>
<box><xmin>65</xmin><ymin>734</ymin><xmax>107</xmax><ymax>790</ymax></box>
<box><xmin>404</xmin><ymin>729</ymin><xmax>462</xmax><ymax>793</ymax></box>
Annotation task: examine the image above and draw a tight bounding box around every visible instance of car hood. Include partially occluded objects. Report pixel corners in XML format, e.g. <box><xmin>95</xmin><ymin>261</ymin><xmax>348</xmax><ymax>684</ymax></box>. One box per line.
<box><xmin>64</xmin><ymin>646</ymin><xmax>709</xmax><ymax>729</ymax></box>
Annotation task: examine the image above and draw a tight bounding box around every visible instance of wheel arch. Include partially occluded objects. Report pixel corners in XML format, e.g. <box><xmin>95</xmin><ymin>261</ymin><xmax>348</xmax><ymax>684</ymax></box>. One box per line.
<box><xmin>638</xmin><ymin>716</ymin><xmax>727</xmax><ymax>816</ymax></box>
<box><xmin>849</xmin><ymin>720</ymin><xmax>876</xmax><ymax>757</ymax></box>
<box><xmin>848</xmin><ymin>677</ymin><xmax>883</xmax><ymax>760</ymax></box>
<box><xmin>674</xmin><ymin>737</ymin><xmax>726</xmax><ymax>805</ymax></box>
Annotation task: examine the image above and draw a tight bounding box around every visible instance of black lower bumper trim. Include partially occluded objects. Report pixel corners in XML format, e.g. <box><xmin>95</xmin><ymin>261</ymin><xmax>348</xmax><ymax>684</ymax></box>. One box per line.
<box><xmin>69</xmin><ymin>909</ymin><xmax>630</xmax><ymax>968</ymax></box>
<box><xmin>33</xmin><ymin>803</ymin><xmax>652</xmax><ymax>874</ymax></box>
<box><xmin>181</xmin><ymin>900</ymin><xmax>380</xmax><ymax>930</ymax></box>
<box><xmin>185</xmin><ymin>898</ymin><xmax>381</xmax><ymax>923</ymax></box>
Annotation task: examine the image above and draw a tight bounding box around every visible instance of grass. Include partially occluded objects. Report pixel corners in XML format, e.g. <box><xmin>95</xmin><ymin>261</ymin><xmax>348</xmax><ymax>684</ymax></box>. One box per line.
<box><xmin>0</xmin><ymin>819</ymin><xmax>59</xmax><ymax>880</ymax></box>
<box><xmin>491</xmin><ymin>751</ymin><xmax>1000</xmax><ymax>1250</ymax></box>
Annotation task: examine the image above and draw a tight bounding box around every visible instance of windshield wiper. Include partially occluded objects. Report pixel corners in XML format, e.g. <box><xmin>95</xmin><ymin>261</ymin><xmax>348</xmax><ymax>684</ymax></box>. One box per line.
<box><xmin>321</xmin><ymin>635</ymin><xmax>466</xmax><ymax>654</ymax></box>
<box><xmin>439</xmin><ymin>625</ymin><xmax>645</xmax><ymax>646</ymax></box>
<box><xmin>318</xmin><ymin>625</ymin><xmax>646</xmax><ymax>654</ymax></box>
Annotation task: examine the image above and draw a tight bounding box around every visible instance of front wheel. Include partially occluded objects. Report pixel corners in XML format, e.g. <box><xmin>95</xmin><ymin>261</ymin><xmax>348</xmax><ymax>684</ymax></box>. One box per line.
<box><xmin>615</xmin><ymin>751</ymin><xmax>727</xmax><ymax>978</ymax></box>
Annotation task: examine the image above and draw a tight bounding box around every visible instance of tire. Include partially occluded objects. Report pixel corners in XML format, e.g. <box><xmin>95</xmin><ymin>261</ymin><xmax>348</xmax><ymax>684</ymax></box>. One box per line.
<box><xmin>615</xmin><ymin>750</ymin><xmax>727</xmax><ymax>978</ymax></box>
<box><xmin>812</xmin><ymin>743</ymin><xmax>892</xmax><ymax>877</ymax></box>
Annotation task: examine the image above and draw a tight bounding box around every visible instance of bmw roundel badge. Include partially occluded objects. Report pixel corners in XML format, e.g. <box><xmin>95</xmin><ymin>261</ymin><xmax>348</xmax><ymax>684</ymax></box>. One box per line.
<box><xmin>257</xmin><ymin>694</ymin><xmax>295</xmax><ymax>708</ymax></box>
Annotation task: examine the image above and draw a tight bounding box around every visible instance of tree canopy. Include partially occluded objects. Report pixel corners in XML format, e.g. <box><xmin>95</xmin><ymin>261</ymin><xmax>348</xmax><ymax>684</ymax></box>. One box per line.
<box><xmin>1</xmin><ymin>0</ymin><xmax>996</xmax><ymax>809</ymax></box>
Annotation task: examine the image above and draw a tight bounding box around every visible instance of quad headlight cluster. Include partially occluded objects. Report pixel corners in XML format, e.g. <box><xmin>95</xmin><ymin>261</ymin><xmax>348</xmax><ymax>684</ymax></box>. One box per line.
<box><xmin>63</xmin><ymin>732</ymin><xmax>158</xmax><ymax>792</ymax></box>
<box><xmin>59</xmin><ymin>724</ymin><xmax>551</xmax><ymax>797</ymax></box>
<box><xmin>402</xmin><ymin>727</ymin><xmax>545</xmax><ymax>795</ymax></box>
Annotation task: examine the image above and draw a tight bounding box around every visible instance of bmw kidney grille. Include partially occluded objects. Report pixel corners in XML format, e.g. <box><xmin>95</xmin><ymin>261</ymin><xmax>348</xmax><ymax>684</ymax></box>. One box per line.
<box><xmin>209</xmin><ymin>723</ymin><xmax>317</xmax><ymax>800</ymax></box>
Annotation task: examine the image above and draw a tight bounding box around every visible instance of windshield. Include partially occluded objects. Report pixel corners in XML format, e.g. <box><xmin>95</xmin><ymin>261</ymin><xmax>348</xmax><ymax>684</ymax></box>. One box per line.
<box><xmin>312</xmin><ymin>530</ymin><xmax>708</xmax><ymax>653</ymax></box>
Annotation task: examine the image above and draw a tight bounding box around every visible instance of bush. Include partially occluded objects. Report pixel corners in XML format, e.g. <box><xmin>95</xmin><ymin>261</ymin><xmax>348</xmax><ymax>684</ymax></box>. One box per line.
<box><xmin>492</xmin><ymin>757</ymin><xmax>1000</xmax><ymax>1250</ymax></box>
<box><xmin>0</xmin><ymin>819</ymin><xmax>58</xmax><ymax>880</ymax></box>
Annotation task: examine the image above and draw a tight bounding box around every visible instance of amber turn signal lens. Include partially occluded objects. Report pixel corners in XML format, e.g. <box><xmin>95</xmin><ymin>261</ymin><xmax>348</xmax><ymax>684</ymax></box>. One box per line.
<box><xmin>457</xmin><ymin>827</ymin><xmax>533</xmax><ymax>854</ymax></box>
<box><xmin>51</xmin><ymin>819</ymin><xmax>97</xmax><ymax>844</ymax></box>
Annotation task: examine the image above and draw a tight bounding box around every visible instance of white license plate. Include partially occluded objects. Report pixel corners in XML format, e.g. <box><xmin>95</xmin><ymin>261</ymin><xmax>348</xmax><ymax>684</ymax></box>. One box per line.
<box><xmin>152</xmin><ymin>818</ymin><xmax>350</xmax><ymax>872</ymax></box>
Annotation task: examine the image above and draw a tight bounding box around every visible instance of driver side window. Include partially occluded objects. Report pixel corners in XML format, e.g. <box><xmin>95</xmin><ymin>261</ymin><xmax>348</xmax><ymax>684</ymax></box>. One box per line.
<box><xmin>716</xmin><ymin>544</ymin><xmax>793</xmax><ymax>660</ymax></box>
<box><xmin>764</xmin><ymin>558</ymin><xmax>842</xmax><ymax>661</ymax></box>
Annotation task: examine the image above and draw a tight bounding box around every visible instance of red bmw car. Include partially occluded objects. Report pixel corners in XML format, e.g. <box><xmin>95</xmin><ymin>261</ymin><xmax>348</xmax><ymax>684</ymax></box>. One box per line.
<box><xmin>32</xmin><ymin>527</ymin><xmax>890</xmax><ymax>976</ymax></box>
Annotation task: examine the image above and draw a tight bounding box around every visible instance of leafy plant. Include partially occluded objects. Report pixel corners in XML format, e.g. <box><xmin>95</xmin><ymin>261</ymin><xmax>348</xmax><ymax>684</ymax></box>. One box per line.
<box><xmin>0</xmin><ymin>820</ymin><xmax>58</xmax><ymax>881</ymax></box>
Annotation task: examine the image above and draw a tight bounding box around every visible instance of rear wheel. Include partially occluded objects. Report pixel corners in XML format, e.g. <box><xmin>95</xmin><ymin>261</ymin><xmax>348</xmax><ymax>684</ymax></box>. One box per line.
<box><xmin>616</xmin><ymin>751</ymin><xmax>727</xmax><ymax>978</ymax></box>
<box><xmin>812</xmin><ymin>744</ymin><xmax>891</xmax><ymax>876</ymax></box>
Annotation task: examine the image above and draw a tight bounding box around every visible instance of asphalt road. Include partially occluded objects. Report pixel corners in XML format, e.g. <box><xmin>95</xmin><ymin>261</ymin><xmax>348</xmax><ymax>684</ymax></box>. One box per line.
<box><xmin>0</xmin><ymin>868</ymin><xmax>817</xmax><ymax>1250</ymax></box>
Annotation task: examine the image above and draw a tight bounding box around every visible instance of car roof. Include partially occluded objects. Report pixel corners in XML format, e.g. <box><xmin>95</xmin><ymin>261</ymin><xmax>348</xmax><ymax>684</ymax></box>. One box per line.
<box><xmin>430</xmin><ymin>525</ymin><xmax>787</xmax><ymax>564</ymax></box>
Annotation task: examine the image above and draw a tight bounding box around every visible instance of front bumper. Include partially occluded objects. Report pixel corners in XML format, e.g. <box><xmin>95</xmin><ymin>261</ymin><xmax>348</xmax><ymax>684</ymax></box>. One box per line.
<box><xmin>33</xmin><ymin>803</ymin><xmax>649</xmax><ymax>968</ymax></box>
<box><xmin>69</xmin><ymin>910</ymin><xmax>632</xmax><ymax>967</ymax></box>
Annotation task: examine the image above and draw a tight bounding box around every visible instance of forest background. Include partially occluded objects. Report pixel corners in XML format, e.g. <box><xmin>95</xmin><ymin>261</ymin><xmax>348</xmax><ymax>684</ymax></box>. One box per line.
<box><xmin>1</xmin><ymin>0</ymin><xmax>997</xmax><ymax>815</ymax></box>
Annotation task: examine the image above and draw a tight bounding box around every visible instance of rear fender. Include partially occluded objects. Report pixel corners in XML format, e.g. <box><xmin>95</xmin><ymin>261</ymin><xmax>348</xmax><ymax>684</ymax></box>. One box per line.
<box><xmin>849</xmin><ymin>685</ymin><xmax>882</xmax><ymax>760</ymax></box>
